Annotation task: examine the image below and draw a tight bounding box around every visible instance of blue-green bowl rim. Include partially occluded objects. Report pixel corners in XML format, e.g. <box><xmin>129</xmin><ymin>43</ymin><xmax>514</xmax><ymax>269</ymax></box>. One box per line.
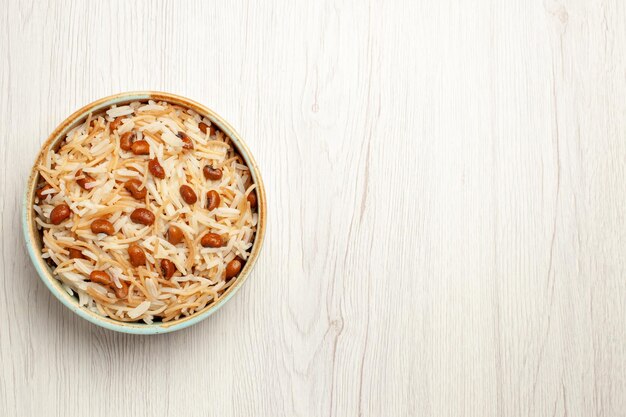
<box><xmin>22</xmin><ymin>91</ymin><xmax>266</xmax><ymax>335</ymax></box>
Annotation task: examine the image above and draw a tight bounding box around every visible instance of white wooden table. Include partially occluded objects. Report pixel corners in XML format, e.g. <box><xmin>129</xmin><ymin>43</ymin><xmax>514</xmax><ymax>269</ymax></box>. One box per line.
<box><xmin>1</xmin><ymin>1</ymin><xmax>625</xmax><ymax>415</ymax></box>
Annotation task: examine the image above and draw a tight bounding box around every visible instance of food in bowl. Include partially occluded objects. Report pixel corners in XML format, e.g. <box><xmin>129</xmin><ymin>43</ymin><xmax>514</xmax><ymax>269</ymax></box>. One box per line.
<box><xmin>33</xmin><ymin>100</ymin><xmax>258</xmax><ymax>323</ymax></box>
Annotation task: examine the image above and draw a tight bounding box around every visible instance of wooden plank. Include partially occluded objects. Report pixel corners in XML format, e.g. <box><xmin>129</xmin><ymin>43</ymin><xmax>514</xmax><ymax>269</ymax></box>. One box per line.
<box><xmin>0</xmin><ymin>0</ymin><xmax>624</xmax><ymax>415</ymax></box>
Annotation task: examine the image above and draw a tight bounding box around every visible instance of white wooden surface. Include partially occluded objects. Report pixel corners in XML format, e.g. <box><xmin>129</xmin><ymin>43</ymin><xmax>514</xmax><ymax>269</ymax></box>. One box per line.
<box><xmin>1</xmin><ymin>0</ymin><xmax>625</xmax><ymax>415</ymax></box>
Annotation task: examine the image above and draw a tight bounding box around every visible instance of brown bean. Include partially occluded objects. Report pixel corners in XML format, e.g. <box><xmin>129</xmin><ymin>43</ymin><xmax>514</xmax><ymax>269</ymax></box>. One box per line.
<box><xmin>76</xmin><ymin>169</ymin><xmax>96</xmax><ymax>190</ymax></box>
<box><xmin>206</xmin><ymin>190</ymin><xmax>220</xmax><ymax>211</ymax></box>
<box><xmin>50</xmin><ymin>204</ymin><xmax>71</xmax><ymax>225</ymax></box>
<box><xmin>199</xmin><ymin>122</ymin><xmax>217</xmax><ymax>136</ymax></box>
<box><xmin>130</xmin><ymin>208</ymin><xmax>155</xmax><ymax>225</ymax></box>
<box><xmin>225</xmin><ymin>258</ymin><xmax>243</xmax><ymax>280</ymax></box>
<box><xmin>177</xmin><ymin>132</ymin><xmax>194</xmax><ymax>150</ymax></box>
<box><xmin>182</xmin><ymin>137</ymin><xmax>194</xmax><ymax>150</ymax></box>
<box><xmin>148</xmin><ymin>158</ymin><xmax>165</xmax><ymax>179</ymax></box>
<box><xmin>201</xmin><ymin>233</ymin><xmax>224</xmax><ymax>248</ymax></box>
<box><xmin>68</xmin><ymin>248</ymin><xmax>84</xmax><ymax>259</ymax></box>
<box><xmin>127</xmin><ymin>244</ymin><xmax>146</xmax><ymax>267</ymax></box>
<box><xmin>131</xmin><ymin>140</ymin><xmax>150</xmax><ymax>155</ymax></box>
<box><xmin>124</xmin><ymin>179</ymin><xmax>147</xmax><ymax>200</ymax></box>
<box><xmin>111</xmin><ymin>280</ymin><xmax>129</xmax><ymax>299</ymax></box>
<box><xmin>247</xmin><ymin>191</ymin><xmax>257</xmax><ymax>209</ymax></box>
<box><xmin>160</xmin><ymin>259</ymin><xmax>176</xmax><ymax>279</ymax></box>
<box><xmin>203</xmin><ymin>165</ymin><xmax>222</xmax><ymax>180</ymax></box>
<box><xmin>179</xmin><ymin>185</ymin><xmax>197</xmax><ymax>204</ymax></box>
<box><xmin>91</xmin><ymin>219</ymin><xmax>115</xmax><ymax>235</ymax></box>
<box><xmin>36</xmin><ymin>184</ymin><xmax>56</xmax><ymax>200</ymax></box>
<box><xmin>109</xmin><ymin>117</ymin><xmax>124</xmax><ymax>132</ymax></box>
<box><xmin>89</xmin><ymin>270</ymin><xmax>112</xmax><ymax>285</ymax></box>
<box><xmin>167</xmin><ymin>225</ymin><xmax>184</xmax><ymax>245</ymax></box>
<box><xmin>120</xmin><ymin>131</ymin><xmax>135</xmax><ymax>151</ymax></box>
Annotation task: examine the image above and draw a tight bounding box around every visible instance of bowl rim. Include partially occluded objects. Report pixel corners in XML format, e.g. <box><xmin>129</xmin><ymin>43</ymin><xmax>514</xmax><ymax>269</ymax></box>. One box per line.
<box><xmin>22</xmin><ymin>91</ymin><xmax>266</xmax><ymax>335</ymax></box>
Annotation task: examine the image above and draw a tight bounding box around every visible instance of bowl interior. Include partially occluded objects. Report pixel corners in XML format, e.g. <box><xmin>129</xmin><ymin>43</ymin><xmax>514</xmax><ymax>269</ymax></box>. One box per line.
<box><xmin>23</xmin><ymin>92</ymin><xmax>266</xmax><ymax>334</ymax></box>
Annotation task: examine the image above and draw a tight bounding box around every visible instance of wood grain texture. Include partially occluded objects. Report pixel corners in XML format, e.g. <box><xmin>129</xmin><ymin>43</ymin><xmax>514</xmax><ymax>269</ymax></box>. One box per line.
<box><xmin>1</xmin><ymin>0</ymin><xmax>625</xmax><ymax>415</ymax></box>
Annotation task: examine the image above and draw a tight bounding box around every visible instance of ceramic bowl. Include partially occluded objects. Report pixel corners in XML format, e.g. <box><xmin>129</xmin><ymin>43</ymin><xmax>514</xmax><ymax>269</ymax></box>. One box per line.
<box><xmin>22</xmin><ymin>91</ymin><xmax>266</xmax><ymax>334</ymax></box>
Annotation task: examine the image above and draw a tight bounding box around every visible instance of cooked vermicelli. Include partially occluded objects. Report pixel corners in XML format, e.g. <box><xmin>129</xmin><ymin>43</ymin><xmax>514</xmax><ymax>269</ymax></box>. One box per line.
<box><xmin>33</xmin><ymin>100</ymin><xmax>258</xmax><ymax>323</ymax></box>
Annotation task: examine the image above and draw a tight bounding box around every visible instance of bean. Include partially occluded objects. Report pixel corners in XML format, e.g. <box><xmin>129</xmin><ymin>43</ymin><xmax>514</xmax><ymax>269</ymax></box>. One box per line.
<box><xmin>225</xmin><ymin>258</ymin><xmax>243</xmax><ymax>280</ymax></box>
<box><xmin>179</xmin><ymin>185</ymin><xmax>197</xmax><ymax>204</ymax></box>
<box><xmin>127</xmin><ymin>244</ymin><xmax>146</xmax><ymax>267</ymax></box>
<box><xmin>160</xmin><ymin>259</ymin><xmax>176</xmax><ymax>279</ymax></box>
<box><xmin>148</xmin><ymin>158</ymin><xmax>165</xmax><ymax>179</ymax></box>
<box><xmin>181</xmin><ymin>137</ymin><xmax>194</xmax><ymax>150</ymax></box>
<box><xmin>206</xmin><ymin>190</ymin><xmax>220</xmax><ymax>211</ymax></box>
<box><xmin>68</xmin><ymin>248</ymin><xmax>84</xmax><ymax>259</ymax></box>
<box><xmin>111</xmin><ymin>280</ymin><xmax>129</xmax><ymax>299</ymax></box>
<box><xmin>198</xmin><ymin>122</ymin><xmax>217</xmax><ymax>136</ymax></box>
<box><xmin>89</xmin><ymin>270</ymin><xmax>111</xmax><ymax>285</ymax></box>
<box><xmin>109</xmin><ymin>117</ymin><xmax>124</xmax><ymax>132</ymax></box>
<box><xmin>36</xmin><ymin>184</ymin><xmax>56</xmax><ymax>199</ymax></box>
<box><xmin>76</xmin><ymin>169</ymin><xmax>96</xmax><ymax>190</ymax></box>
<box><xmin>124</xmin><ymin>179</ymin><xmax>147</xmax><ymax>200</ymax></box>
<box><xmin>201</xmin><ymin>232</ymin><xmax>224</xmax><ymax>248</ymax></box>
<box><xmin>130</xmin><ymin>208</ymin><xmax>155</xmax><ymax>225</ymax></box>
<box><xmin>177</xmin><ymin>132</ymin><xmax>194</xmax><ymax>150</ymax></box>
<box><xmin>167</xmin><ymin>225</ymin><xmax>184</xmax><ymax>245</ymax></box>
<box><xmin>203</xmin><ymin>165</ymin><xmax>222</xmax><ymax>180</ymax></box>
<box><xmin>247</xmin><ymin>191</ymin><xmax>257</xmax><ymax>209</ymax></box>
<box><xmin>131</xmin><ymin>140</ymin><xmax>150</xmax><ymax>155</ymax></box>
<box><xmin>91</xmin><ymin>219</ymin><xmax>115</xmax><ymax>235</ymax></box>
<box><xmin>50</xmin><ymin>204</ymin><xmax>71</xmax><ymax>225</ymax></box>
<box><xmin>120</xmin><ymin>131</ymin><xmax>135</xmax><ymax>151</ymax></box>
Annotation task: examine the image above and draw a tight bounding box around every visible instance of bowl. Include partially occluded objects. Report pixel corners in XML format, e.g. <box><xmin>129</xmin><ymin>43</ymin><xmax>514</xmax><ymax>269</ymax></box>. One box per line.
<box><xmin>22</xmin><ymin>91</ymin><xmax>266</xmax><ymax>334</ymax></box>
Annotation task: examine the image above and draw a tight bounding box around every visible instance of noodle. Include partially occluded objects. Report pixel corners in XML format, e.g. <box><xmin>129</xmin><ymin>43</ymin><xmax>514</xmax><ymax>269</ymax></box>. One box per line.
<box><xmin>33</xmin><ymin>100</ymin><xmax>257</xmax><ymax>323</ymax></box>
